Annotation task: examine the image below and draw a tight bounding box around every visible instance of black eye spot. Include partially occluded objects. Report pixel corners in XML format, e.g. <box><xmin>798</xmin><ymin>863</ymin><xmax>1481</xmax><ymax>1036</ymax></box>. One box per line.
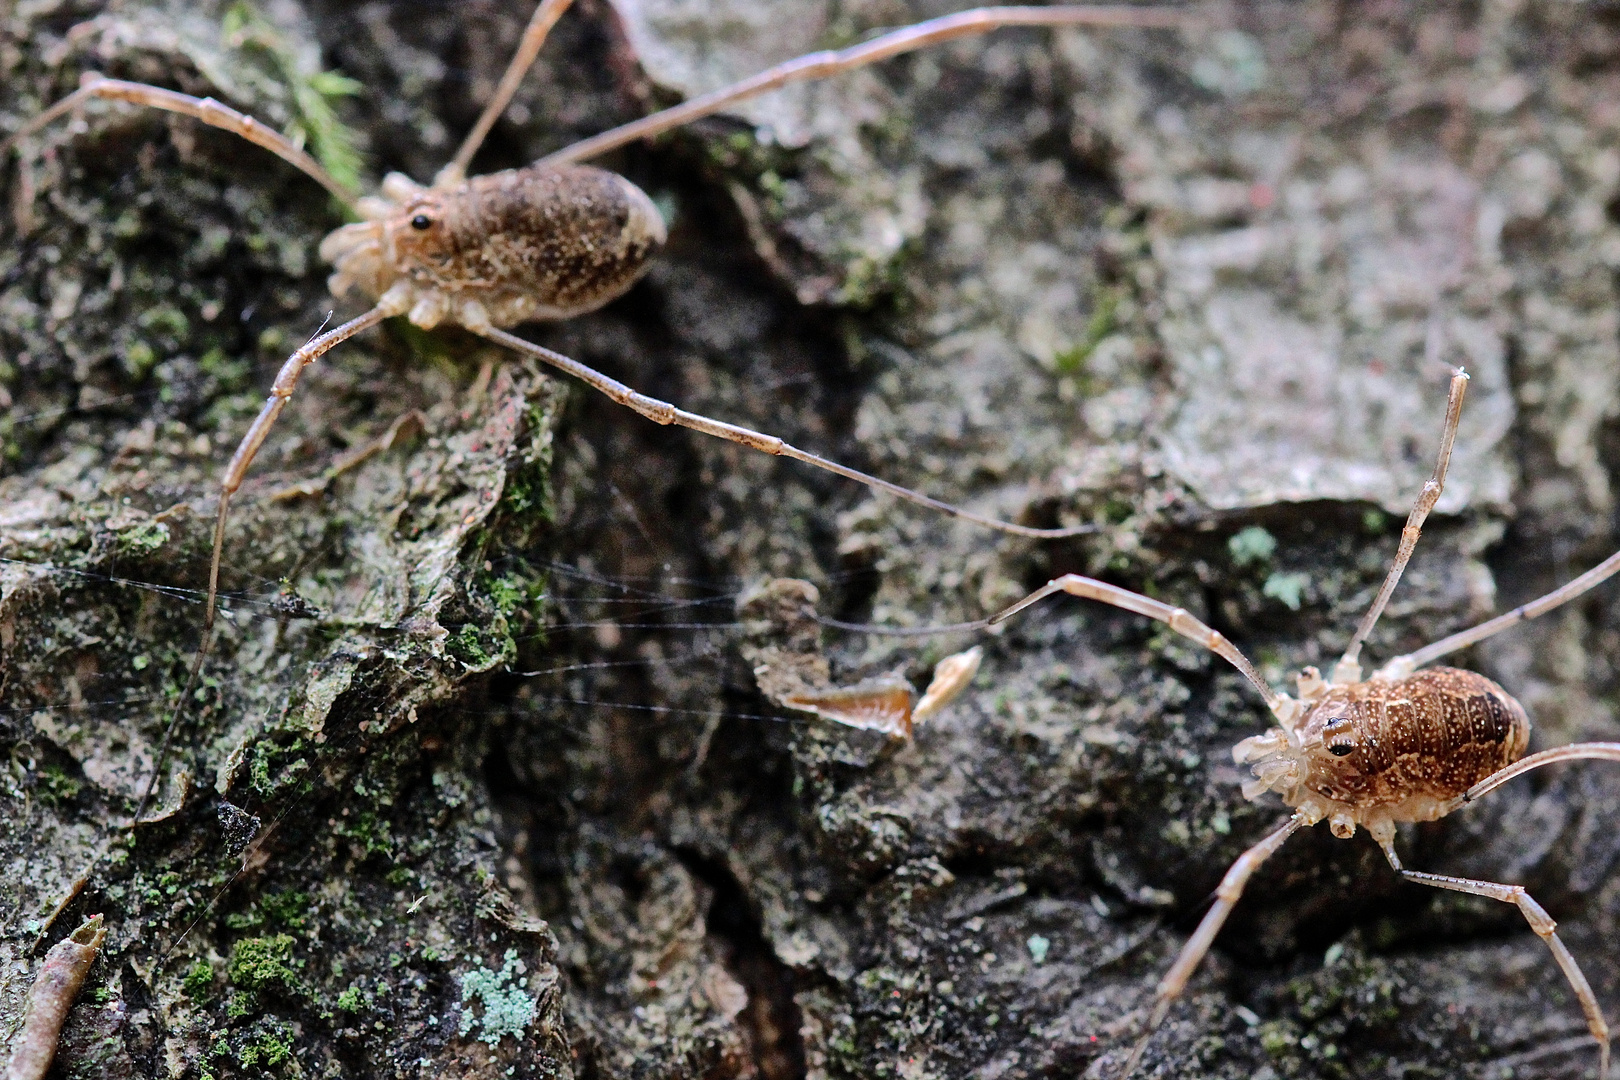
<box><xmin>1328</xmin><ymin>743</ymin><xmax>1355</xmax><ymax>757</ymax></box>
<box><xmin>411</xmin><ymin>215</ymin><xmax>432</xmax><ymax>230</ymax></box>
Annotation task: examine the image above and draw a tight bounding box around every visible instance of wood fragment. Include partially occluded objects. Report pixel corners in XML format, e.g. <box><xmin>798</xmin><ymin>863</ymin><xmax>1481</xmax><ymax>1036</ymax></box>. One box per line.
<box><xmin>5</xmin><ymin>915</ymin><xmax>108</xmax><ymax>1080</ymax></box>
<box><xmin>913</xmin><ymin>646</ymin><xmax>984</xmax><ymax>725</ymax></box>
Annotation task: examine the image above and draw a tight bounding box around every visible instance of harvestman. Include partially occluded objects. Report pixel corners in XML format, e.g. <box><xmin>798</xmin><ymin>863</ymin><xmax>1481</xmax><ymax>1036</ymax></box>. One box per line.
<box><xmin>1</xmin><ymin>0</ymin><xmax>1187</xmax><ymax>943</ymax></box>
<box><xmin>988</xmin><ymin>368</ymin><xmax>1620</xmax><ymax>1077</ymax></box>
<box><xmin>3</xmin><ymin>1</ymin><xmax>1188</xmax><ymax>639</ymax></box>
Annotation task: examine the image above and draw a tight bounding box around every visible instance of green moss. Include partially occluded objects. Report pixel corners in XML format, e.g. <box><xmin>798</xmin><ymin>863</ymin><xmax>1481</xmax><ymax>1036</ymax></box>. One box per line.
<box><xmin>247</xmin><ymin>739</ymin><xmax>310</xmax><ymax>799</ymax></box>
<box><xmin>198</xmin><ymin>345</ymin><xmax>251</xmax><ymax>392</ymax></box>
<box><xmin>137</xmin><ymin>305</ymin><xmax>190</xmax><ymax>341</ymax></box>
<box><xmin>184</xmin><ymin>959</ymin><xmax>216</xmax><ymax>1002</ymax></box>
<box><xmin>335</xmin><ymin>810</ymin><xmax>392</xmax><ymax>859</ymax></box>
<box><xmin>1053</xmin><ymin>290</ymin><xmax>1121</xmax><ymax>376</ymax></box>
<box><xmin>486</xmin><ymin>571</ymin><xmax>538</xmax><ymax>616</ymax></box>
<box><xmin>833</xmin><ymin>250</ymin><xmax>904</xmax><ymax>308</ymax></box>
<box><xmin>237</xmin><ymin>1018</ymin><xmax>295</xmax><ymax>1069</ymax></box>
<box><xmin>123</xmin><ymin>340</ymin><xmax>158</xmax><ymax>379</ymax></box>
<box><xmin>260</xmin><ymin>889</ymin><xmax>310</xmax><ymax>929</ymax></box>
<box><xmin>36</xmin><ymin>764</ymin><xmax>82</xmax><ymax>806</ymax></box>
<box><xmin>113</xmin><ymin>519</ymin><xmax>171</xmax><ymax>559</ymax></box>
<box><xmin>335</xmin><ymin>985</ymin><xmax>365</xmax><ymax>1013</ymax></box>
<box><xmin>1102</xmin><ymin>497</ymin><xmax>1135</xmax><ymax>525</ymax></box>
<box><xmin>222</xmin><ymin>1</ymin><xmax>365</xmax><ymax>196</ymax></box>
<box><xmin>229</xmin><ymin>934</ymin><xmax>303</xmax><ymax>999</ymax></box>
<box><xmin>1259</xmin><ymin>1021</ymin><xmax>1297</xmax><ymax>1057</ymax></box>
<box><xmin>450</xmin><ymin>620</ymin><xmax>510</xmax><ymax>669</ymax></box>
<box><xmin>1263</xmin><ymin>571</ymin><xmax>1309</xmax><ymax>610</ymax></box>
<box><xmin>225</xmin><ymin>908</ymin><xmax>265</xmax><ymax>930</ymax></box>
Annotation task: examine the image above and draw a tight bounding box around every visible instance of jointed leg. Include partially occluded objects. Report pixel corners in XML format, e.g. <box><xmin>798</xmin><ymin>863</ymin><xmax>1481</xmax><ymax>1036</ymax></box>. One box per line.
<box><xmin>1377</xmin><ymin>547</ymin><xmax>1620</xmax><ymax>680</ymax></box>
<box><xmin>206</xmin><ymin>304</ymin><xmax>394</xmax><ymax>625</ymax></box>
<box><xmin>1333</xmin><ymin>369</ymin><xmax>1469</xmax><ymax>683</ymax></box>
<box><xmin>438</xmin><ymin>0</ymin><xmax>576</xmax><ymax>186</ymax></box>
<box><xmin>3</xmin><ymin>76</ymin><xmax>357</xmax><ymax>208</ymax></box>
<box><xmin>129</xmin><ymin>303</ymin><xmax>394</xmax><ymax>834</ymax></box>
<box><xmin>540</xmin><ymin>5</ymin><xmax>1193</xmax><ymax>167</ymax></box>
<box><xmin>1117</xmin><ymin>814</ymin><xmax>1306</xmax><ymax>1079</ymax></box>
<box><xmin>1450</xmin><ymin>743</ymin><xmax>1620</xmax><ymax>809</ymax></box>
<box><xmin>989</xmin><ymin>574</ymin><xmax>1288</xmax><ymax>717</ymax></box>
<box><xmin>1378</xmin><ymin>839</ymin><xmax>1611</xmax><ymax>1080</ymax></box>
<box><xmin>476</xmin><ymin>326</ymin><xmax>1089</xmax><ymax>538</ymax></box>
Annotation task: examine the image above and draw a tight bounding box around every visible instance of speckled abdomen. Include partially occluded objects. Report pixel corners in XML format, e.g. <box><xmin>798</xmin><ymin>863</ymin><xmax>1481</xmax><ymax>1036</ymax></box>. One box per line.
<box><xmin>1305</xmin><ymin>667</ymin><xmax>1530</xmax><ymax>813</ymax></box>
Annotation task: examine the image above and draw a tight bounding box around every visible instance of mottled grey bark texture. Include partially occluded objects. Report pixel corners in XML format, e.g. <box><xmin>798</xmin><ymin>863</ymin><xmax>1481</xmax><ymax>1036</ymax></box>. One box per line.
<box><xmin>4</xmin><ymin>2</ymin><xmax>1620</xmax><ymax>1078</ymax></box>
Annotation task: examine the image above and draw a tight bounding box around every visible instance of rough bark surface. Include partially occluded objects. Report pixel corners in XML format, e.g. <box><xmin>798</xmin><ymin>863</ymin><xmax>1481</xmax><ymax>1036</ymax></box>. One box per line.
<box><xmin>4</xmin><ymin>2</ymin><xmax>1620</xmax><ymax>1079</ymax></box>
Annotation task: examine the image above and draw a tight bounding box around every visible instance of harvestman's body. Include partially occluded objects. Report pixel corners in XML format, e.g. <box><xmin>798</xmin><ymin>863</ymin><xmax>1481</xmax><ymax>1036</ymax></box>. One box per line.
<box><xmin>990</xmin><ymin>370</ymin><xmax>1620</xmax><ymax>1077</ymax></box>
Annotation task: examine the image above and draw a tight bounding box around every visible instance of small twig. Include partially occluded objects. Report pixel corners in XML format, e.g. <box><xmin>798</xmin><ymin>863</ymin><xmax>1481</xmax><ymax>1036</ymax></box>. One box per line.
<box><xmin>5</xmin><ymin>915</ymin><xmax>108</xmax><ymax>1080</ymax></box>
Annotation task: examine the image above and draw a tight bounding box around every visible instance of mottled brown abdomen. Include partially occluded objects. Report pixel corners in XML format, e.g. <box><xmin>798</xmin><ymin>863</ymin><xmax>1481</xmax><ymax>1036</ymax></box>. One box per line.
<box><xmin>1300</xmin><ymin>667</ymin><xmax>1529</xmax><ymax>813</ymax></box>
<box><xmin>432</xmin><ymin>166</ymin><xmax>664</xmax><ymax>317</ymax></box>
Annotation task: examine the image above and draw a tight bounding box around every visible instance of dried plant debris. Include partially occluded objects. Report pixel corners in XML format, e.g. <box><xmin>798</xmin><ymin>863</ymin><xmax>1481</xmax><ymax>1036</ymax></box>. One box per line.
<box><xmin>741</xmin><ymin>578</ymin><xmax>978</xmax><ymax>739</ymax></box>
<box><xmin>5</xmin><ymin>916</ymin><xmax>107</xmax><ymax>1080</ymax></box>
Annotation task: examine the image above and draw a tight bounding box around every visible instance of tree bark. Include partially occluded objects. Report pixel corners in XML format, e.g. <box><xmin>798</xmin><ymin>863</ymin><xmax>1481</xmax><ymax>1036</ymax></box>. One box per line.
<box><xmin>4</xmin><ymin>2</ymin><xmax>1620</xmax><ymax>1078</ymax></box>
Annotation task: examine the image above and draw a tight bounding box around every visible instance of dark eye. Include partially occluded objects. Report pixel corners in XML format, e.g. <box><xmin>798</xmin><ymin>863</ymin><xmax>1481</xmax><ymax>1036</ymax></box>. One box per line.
<box><xmin>1323</xmin><ymin>716</ymin><xmax>1354</xmax><ymax>756</ymax></box>
<box><xmin>411</xmin><ymin>214</ymin><xmax>432</xmax><ymax>230</ymax></box>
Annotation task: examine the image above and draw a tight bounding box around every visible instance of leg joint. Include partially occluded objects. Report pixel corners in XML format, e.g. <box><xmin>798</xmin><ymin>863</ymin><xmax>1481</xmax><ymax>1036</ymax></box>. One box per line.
<box><xmin>635</xmin><ymin>396</ymin><xmax>676</xmax><ymax>424</ymax></box>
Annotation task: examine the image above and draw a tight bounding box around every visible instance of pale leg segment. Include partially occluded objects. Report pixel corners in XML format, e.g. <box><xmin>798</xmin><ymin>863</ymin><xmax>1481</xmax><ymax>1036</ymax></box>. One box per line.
<box><xmin>3</xmin><ymin>77</ymin><xmax>357</xmax><ymax>209</ymax></box>
<box><xmin>439</xmin><ymin>0</ymin><xmax>576</xmax><ymax>186</ymax></box>
<box><xmin>1117</xmin><ymin>814</ymin><xmax>1306</xmax><ymax>1079</ymax></box>
<box><xmin>989</xmin><ymin>574</ymin><xmax>1286</xmax><ymax>716</ymax></box>
<box><xmin>541</xmin><ymin>5</ymin><xmax>1193</xmax><ymax>167</ymax></box>
<box><xmin>1333</xmin><ymin>369</ymin><xmax>1468</xmax><ymax>682</ymax></box>
<box><xmin>131</xmin><ymin>304</ymin><xmax>392</xmax><ymax>840</ymax></box>
<box><xmin>477</xmin><ymin>326</ymin><xmax>1090</xmax><ymax>538</ymax></box>
<box><xmin>1379</xmin><ymin>840</ymin><xmax>1611</xmax><ymax>1080</ymax></box>
<box><xmin>1377</xmin><ymin>547</ymin><xmax>1620</xmax><ymax>680</ymax></box>
<box><xmin>1452</xmin><ymin>743</ymin><xmax>1620</xmax><ymax>808</ymax></box>
<box><xmin>207</xmin><ymin>305</ymin><xmax>394</xmax><ymax>624</ymax></box>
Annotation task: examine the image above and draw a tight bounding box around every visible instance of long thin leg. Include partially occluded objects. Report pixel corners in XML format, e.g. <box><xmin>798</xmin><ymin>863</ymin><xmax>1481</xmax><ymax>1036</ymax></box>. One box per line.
<box><xmin>438</xmin><ymin>0</ymin><xmax>576</xmax><ymax>186</ymax></box>
<box><xmin>1376</xmin><ymin>548</ymin><xmax>1620</xmax><ymax>680</ymax></box>
<box><xmin>1332</xmin><ymin>369</ymin><xmax>1469</xmax><ymax>684</ymax></box>
<box><xmin>126</xmin><ymin>303</ymin><xmax>394</xmax><ymax>849</ymax></box>
<box><xmin>540</xmin><ymin>5</ymin><xmax>1193</xmax><ymax>167</ymax></box>
<box><xmin>475</xmin><ymin>326</ymin><xmax>1090</xmax><ymax>538</ymax></box>
<box><xmin>989</xmin><ymin>573</ymin><xmax>1289</xmax><ymax>719</ymax></box>
<box><xmin>206</xmin><ymin>303</ymin><xmax>395</xmax><ymax>625</ymax></box>
<box><xmin>1451</xmin><ymin>743</ymin><xmax>1620</xmax><ymax>809</ymax></box>
<box><xmin>2</xmin><ymin>76</ymin><xmax>357</xmax><ymax>209</ymax></box>
<box><xmin>1117</xmin><ymin>814</ymin><xmax>1306</xmax><ymax>1079</ymax></box>
<box><xmin>1378</xmin><ymin>839</ymin><xmax>1611</xmax><ymax>1080</ymax></box>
